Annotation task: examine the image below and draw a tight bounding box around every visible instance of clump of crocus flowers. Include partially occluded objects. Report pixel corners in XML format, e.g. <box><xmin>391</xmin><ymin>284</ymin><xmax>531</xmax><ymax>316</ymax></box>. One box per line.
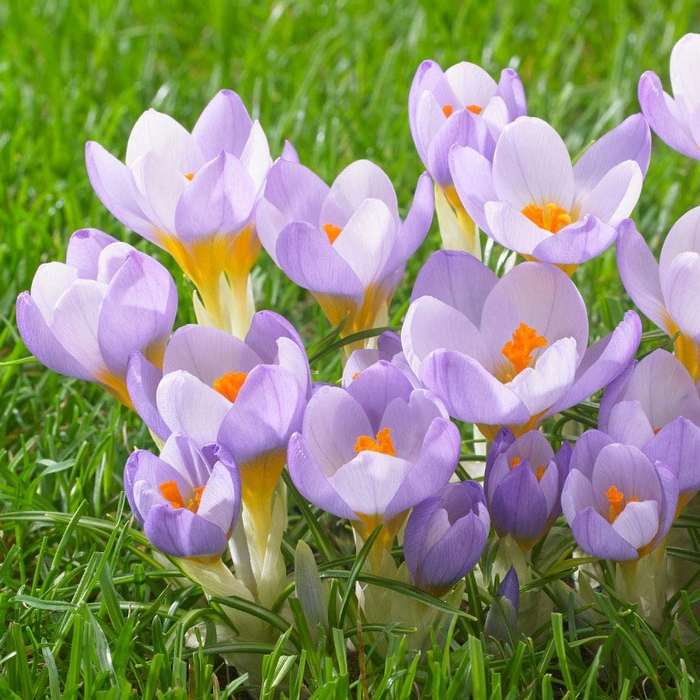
<box><xmin>16</xmin><ymin>31</ymin><xmax>700</xmax><ymax>687</ymax></box>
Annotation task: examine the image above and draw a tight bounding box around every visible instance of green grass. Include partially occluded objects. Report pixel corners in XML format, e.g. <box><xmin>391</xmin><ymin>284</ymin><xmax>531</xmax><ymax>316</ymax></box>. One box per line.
<box><xmin>2</xmin><ymin>0</ymin><xmax>700</xmax><ymax>697</ymax></box>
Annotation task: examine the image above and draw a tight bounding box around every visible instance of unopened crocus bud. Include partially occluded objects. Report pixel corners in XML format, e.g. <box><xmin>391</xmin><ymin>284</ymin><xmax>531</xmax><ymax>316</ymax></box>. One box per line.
<box><xmin>16</xmin><ymin>229</ymin><xmax>177</xmax><ymax>408</ymax></box>
<box><xmin>485</xmin><ymin>429</ymin><xmax>571</xmax><ymax>552</ymax></box>
<box><xmin>124</xmin><ymin>435</ymin><xmax>241</xmax><ymax>560</ymax></box>
<box><xmin>484</xmin><ymin>567</ymin><xmax>519</xmax><ymax>645</ymax></box>
<box><xmin>404</xmin><ymin>481</ymin><xmax>490</xmax><ymax>598</ymax></box>
<box><xmin>561</xmin><ymin>433</ymin><xmax>678</xmax><ymax>561</ymax></box>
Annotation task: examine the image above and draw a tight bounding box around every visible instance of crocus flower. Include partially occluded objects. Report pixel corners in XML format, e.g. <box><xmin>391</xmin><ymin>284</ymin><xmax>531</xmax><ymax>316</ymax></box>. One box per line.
<box><xmin>617</xmin><ymin>211</ymin><xmax>700</xmax><ymax>380</ymax></box>
<box><xmin>561</xmin><ymin>433</ymin><xmax>678</xmax><ymax>561</ymax></box>
<box><xmin>255</xmin><ymin>159</ymin><xmax>433</xmax><ymax>346</ymax></box>
<box><xmin>128</xmin><ymin>312</ymin><xmax>308</xmax><ymax>538</ymax></box>
<box><xmin>86</xmin><ymin>90</ymin><xmax>271</xmax><ymax>335</ymax></box>
<box><xmin>598</xmin><ymin>349</ymin><xmax>700</xmax><ymax>513</ymax></box>
<box><xmin>124</xmin><ymin>434</ymin><xmax>241</xmax><ymax>560</ymax></box>
<box><xmin>342</xmin><ymin>331</ymin><xmax>419</xmax><ymax>388</ymax></box>
<box><xmin>402</xmin><ymin>251</ymin><xmax>641</xmax><ymax>440</ymax></box>
<box><xmin>638</xmin><ymin>33</ymin><xmax>700</xmax><ymax>160</ymax></box>
<box><xmin>409</xmin><ymin>60</ymin><xmax>527</xmax><ymax>255</ymax></box>
<box><xmin>485</xmin><ymin>429</ymin><xmax>571</xmax><ymax>552</ymax></box>
<box><xmin>404</xmin><ymin>481</ymin><xmax>490</xmax><ymax>597</ymax></box>
<box><xmin>287</xmin><ymin>362</ymin><xmax>461</xmax><ymax>548</ymax></box>
<box><xmin>16</xmin><ymin>228</ymin><xmax>177</xmax><ymax>408</ymax></box>
<box><xmin>449</xmin><ymin>114</ymin><xmax>650</xmax><ymax>269</ymax></box>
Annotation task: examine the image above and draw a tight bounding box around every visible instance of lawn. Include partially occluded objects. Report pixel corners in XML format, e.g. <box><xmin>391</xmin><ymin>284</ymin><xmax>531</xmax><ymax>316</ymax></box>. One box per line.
<box><xmin>2</xmin><ymin>0</ymin><xmax>700</xmax><ymax>697</ymax></box>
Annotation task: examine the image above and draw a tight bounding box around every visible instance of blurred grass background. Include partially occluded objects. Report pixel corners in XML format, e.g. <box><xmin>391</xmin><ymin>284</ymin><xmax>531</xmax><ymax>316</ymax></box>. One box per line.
<box><xmin>1</xmin><ymin>0</ymin><xmax>699</xmax><ymax>697</ymax></box>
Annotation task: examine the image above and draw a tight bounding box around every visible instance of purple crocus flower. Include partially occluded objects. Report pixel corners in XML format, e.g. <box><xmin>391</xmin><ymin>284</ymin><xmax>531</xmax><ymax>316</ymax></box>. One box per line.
<box><xmin>484</xmin><ymin>566</ymin><xmax>519</xmax><ymax>643</ymax></box>
<box><xmin>404</xmin><ymin>481</ymin><xmax>490</xmax><ymax>597</ymax></box>
<box><xmin>86</xmin><ymin>90</ymin><xmax>271</xmax><ymax>334</ymax></box>
<box><xmin>288</xmin><ymin>362</ymin><xmax>461</xmax><ymax>547</ymax></box>
<box><xmin>561</xmin><ymin>433</ymin><xmax>678</xmax><ymax>561</ymax></box>
<box><xmin>638</xmin><ymin>33</ymin><xmax>700</xmax><ymax>160</ymax></box>
<box><xmin>342</xmin><ymin>331</ymin><xmax>420</xmax><ymax>389</ymax></box>
<box><xmin>255</xmin><ymin>159</ymin><xmax>434</xmax><ymax>342</ymax></box>
<box><xmin>402</xmin><ymin>251</ymin><xmax>641</xmax><ymax>440</ymax></box>
<box><xmin>485</xmin><ymin>429</ymin><xmax>571</xmax><ymax>552</ymax></box>
<box><xmin>617</xmin><ymin>211</ymin><xmax>700</xmax><ymax>381</ymax></box>
<box><xmin>449</xmin><ymin>114</ymin><xmax>650</xmax><ymax>269</ymax></box>
<box><xmin>599</xmin><ymin>349</ymin><xmax>700</xmax><ymax>513</ymax></box>
<box><xmin>16</xmin><ymin>229</ymin><xmax>177</xmax><ymax>408</ymax></box>
<box><xmin>408</xmin><ymin>60</ymin><xmax>527</xmax><ymax>255</ymax></box>
<box><xmin>128</xmin><ymin>311</ymin><xmax>309</xmax><ymax>510</ymax></box>
<box><xmin>125</xmin><ymin>434</ymin><xmax>241</xmax><ymax>560</ymax></box>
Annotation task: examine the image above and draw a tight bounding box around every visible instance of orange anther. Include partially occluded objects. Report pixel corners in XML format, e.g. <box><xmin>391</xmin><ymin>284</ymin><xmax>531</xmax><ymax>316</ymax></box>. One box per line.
<box><xmin>467</xmin><ymin>104</ymin><xmax>482</xmax><ymax>114</ymax></box>
<box><xmin>535</xmin><ymin>466</ymin><xmax>546</xmax><ymax>482</ymax></box>
<box><xmin>185</xmin><ymin>172</ymin><xmax>195</xmax><ymax>181</ymax></box>
<box><xmin>323</xmin><ymin>223</ymin><xmax>343</xmax><ymax>244</ymax></box>
<box><xmin>442</xmin><ymin>104</ymin><xmax>454</xmax><ymax>118</ymax></box>
<box><xmin>354</xmin><ymin>427</ymin><xmax>396</xmax><ymax>457</ymax></box>
<box><xmin>521</xmin><ymin>202</ymin><xmax>572</xmax><ymax>233</ymax></box>
<box><xmin>606</xmin><ymin>485</ymin><xmax>626</xmax><ymax>522</ymax></box>
<box><xmin>159</xmin><ymin>481</ymin><xmax>204</xmax><ymax>513</ymax></box>
<box><xmin>213</xmin><ymin>371</ymin><xmax>248</xmax><ymax>403</ymax></box>
<box><xmin>501</xmin><ymin>322</ymin><xmax>548</xmax><ymax>377</ymax></box>
<box><xmin>510</xmin><ymin>456</ymin><xmax>522</xmax><ymax>469</ymax></box>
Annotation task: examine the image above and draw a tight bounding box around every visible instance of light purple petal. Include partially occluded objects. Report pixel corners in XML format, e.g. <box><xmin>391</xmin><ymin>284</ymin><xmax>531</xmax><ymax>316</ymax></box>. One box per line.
<box><xmin>592</xmin><ymin>443</ymin><xmax>662</xmax><ymax>505</ymax></box>
<box><xmin>492</xmin><ymin>117</ymin><xmax>574</xmax><ymax>210</ymax></box>
<box><xmin>287</xmin><ymin>432</ymin><xmax>358</xmax><ymax>520</ymax></box>
<box><xmin>192</xmin><ymin>89</ymin><xmax>253</xmax><ymax>161</ymax></box>
<box><xmin>157</xmin><ymin>370</ymin><xmax>231</xmax><ymax>447</ymax></box>
<box><xmin>262</xmin><ymin>158</ymin><xmax>329</xmax><ymax>224</ymax></box>
<box><xmin>126</xmin><ymin>108</ymin><xmax>204</xmax><ymax>173</ymax></box>
<box><xmin>196</xmin><ymin>462</ymin><xmax>240</xmax><ymax>535</ymax></box>
<box><xmin>449</xmin><ymin>145</ymin><xmax>497</xmax><ymax>233</ymax></box>
<box><xmin>496</xmin><ymin>68</ymin><xmax>527</xmax><ymax>121</ymax></box>
<box><xmin>98</xmin><ymin>251</ymin><xmax>177</xmax><ymax>378</ymax></box>
<box><xmin>126</xmin><ymin>351</ymin><xmax>170</xmax><ymax>441</ymax></box>
<box><xmin>275</xmin><ymin>221</ymin><xmax>363</xmax><ymax>299</ymax></box>
<box><xmin>576</xmin><ymin>161</ymin><xmax>643</xmax><ymax>227</ymax></box>
<box><xmin>163</xmin><ymin>324</ymin><xmax>261</xmax><ymax>383</ymax></box>
<box><xmin>659</xmin><ymin>205</ymin><xmax>700</xmax><ymax>270</ymax></box>
<box><xmin>662</xmin><ymin>251</ymin><xmax>700</xmax><ymax>337</ymax></box>
<box><xmin>670</xmin><ymin>34</ymin><xmax>700</xmax><ymax>120</ymax></box>
<box><xmin>419</xmin><ymin>349</ymin><xmax>530</xmax><ymax>425</ymax></box>
<box><xmin>546</xmin><ymin>310</ymin><xmax>641</xmax><ymax>417</ymax></box>
<box><xmin>410</xmin><ymin>250</ymin><xmax>498</xmax><ymax>327</ymax></box>
<box><xmin>85</xmin><ymin>142</ymin><xmax>156</xmax><ymax>241</ymax></box>
<box><xmin>561</xmin><ymin>468</ymin><xmax>597</xmax><ymax>526</ymax></box>
<box><xmin>573</xmin><ymin>114</ymin><xmax>651</xmax><ymax>193</ymax></box>
<box><xmin>174</xmin><ymin>152</ymin><xmax>257</xmax><ymax>241</ymax></box>
<box><xmin>606</xmin><ymin>401</ymin><xmax>655</xmax><ymax>447</ymax></box>
<box><xmin>16</xmin><ymin>292</ymin><xmax>93</xmax><ymax>381</ymax></box>
<box><xmin>611</xmin><ymin>500</ymin><xmax>659</xmax><ymax>550</ymax></box>
<box><xmin>531</xmin><ymin>216</ymin><xmax>617</xmax><ymax>265</ymax></box>
<box><xmin>217</xmin><ymin>364</ymin><xmax>305</xmax><ymax>466</ymax></box>
<box><xmin>484</xmin><ymin>201</ymin><xmax>553</xmax><ymax>255</ymax></box>
<box><xmin>66</xmin><ymin>229</ymin><xmax>118</xmax><ymax>278</ymax></box>
<box><xmin>643</xmin><ymin>417</ymin><xmax>700</xmax><ymax>494</ymax></box>
<box><xmin>29</xmin><ymin>262</ymin><xmax>78</xmax><ymax>321</ymax></box>
<box><xmin>571</xmin><ymin>507</ymin><xmax>639</xmax><ymax>561</ymax></box>
<box><xmin>300</xmin><ymin>385</ymin><xmax>373</xmax><ymax>475</ymax></box>
<box><xmin>238</xmin><ymin>120</ymin><xmax>271</xmax><ymax>194</ymax></box>
<box><xmin>616</xmin><ymin>219</ymin><xmax>671</xmax><ymax>333</ymax></box>
<box><xmin>568</xmin><ymin>430</ymin><xmax>614</xmax><ymax>480</ymax></box>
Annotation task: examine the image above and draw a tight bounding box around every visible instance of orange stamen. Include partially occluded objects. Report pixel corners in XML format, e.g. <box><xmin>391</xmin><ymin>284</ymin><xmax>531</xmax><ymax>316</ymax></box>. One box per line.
<box><xmin>352</xmin><ymin>371</ymin><xmax>361</xmax><ymax>381</ymax></box>
<box><xmin>467</xmin><ymin>104</ymin><xmax>482</xmax><ymax>114</ymax></box>
<box><xmin>535</xmin><ymin>466</ymin><xmax>546</xmax><ymax>482</ymax></box>
<box><xmin>185</xmin><ymin>172</ymin><xmax>195</xmax><ymax>181</ymax></box>
<box><xmin>323</xmin><ymin>223</ymin><xmax>343</xmax><ymax>244</ymax></box>
<box><xmin>606</xmin><ymin>485</ymin><xmax>625</xmax><ymax>523</ymax></box>
<box><xmin>653</xmin><ymin>427</ymin><xmax>662</xmax><ymax>435</ymax></box>
<box><xmin>354</xmin><ymin>427</ymin><xmax>396</xmax><ymax>456</ymax></box>
<box><xmin>159</xmin><ymin>481</ymin><xmax>205</xmax><ymax>513</ymax></box>
<box><xmin>501</xmin><ymin>322</ymin><xmax>548</xmax><ymax>377</ymax></box>
<box><xmin>213</xmin><ymin>371</ymin><xmax>248</xmax><ymax>403</ymax></box>
<box><xmin>442</xmin><ymin>104</ymin><xmax>454</xmax><ymax>118</ymax></box>
<box><xmin>521</xmin><ymin>202</ymin><xmax>572</xmax><ymax>233</ymax></box>
<box><xmin>510</xmin><ymin>456</ymin><xmax>522</xmax><ymax>469</ymax></box>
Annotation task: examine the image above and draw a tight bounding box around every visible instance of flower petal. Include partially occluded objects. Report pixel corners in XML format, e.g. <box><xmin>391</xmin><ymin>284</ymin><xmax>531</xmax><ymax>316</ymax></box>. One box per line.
<box><xmin>571</xmin><ymin>507</ymin><xmax>639</xmax><ymax>561</ymax></box>
<box><xmin>191</xmin><ymin>89</ymin><xmax>253</xmax><ymax>161</ymax></box>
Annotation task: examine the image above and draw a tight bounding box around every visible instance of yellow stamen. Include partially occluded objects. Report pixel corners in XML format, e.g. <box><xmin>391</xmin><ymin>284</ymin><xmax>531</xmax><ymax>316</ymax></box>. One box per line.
<box><xmin>354</xmin><ymin>427</ymin><xmax>396</xmax><ymax>456</ymax></box>
<box><xmin>159</xmin><ymin>481</ymin><xmax>205</xmax><ymax>513</ymax></box>
<box><xmin>442</xmin><ymin>104</ymin><xmax>454</xmax><ymax>118</ymax></box>
<box><xmin>466</xmin><ymin>104</ymin><xmax>482</xmax><ymax>114</ymax></box>
<box><xmin>521</xmin><ymin>202</ymin><xmax>572</xmax><ymax>233</ymax></box>
<box><xmin>510</xmin><ymin>456</ymin><xmax>522</xmax><ymax>469</ymax></box>
<box><xmin>323</xmin><ymin>223</ymin><xmax>343</xmax><ymax>244</ymax></box>
<box><xmin>185</xmin><ymin>172</ymin><xmax>195</xmax><ymax>181</ymax></box>
<box><xmin>501</xmin><ymin>322</ymin><xmax>548</xmax><ymax>377</ymax></box>
<box><xmin>213</xmin><ymin>371</ymin><xmax>248</xmax><ymax>403</ymax></box>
